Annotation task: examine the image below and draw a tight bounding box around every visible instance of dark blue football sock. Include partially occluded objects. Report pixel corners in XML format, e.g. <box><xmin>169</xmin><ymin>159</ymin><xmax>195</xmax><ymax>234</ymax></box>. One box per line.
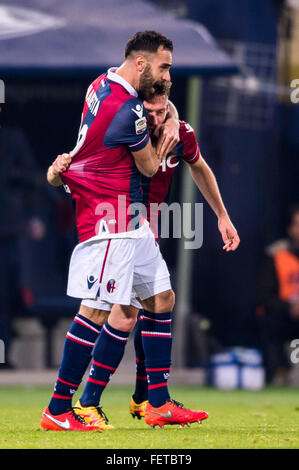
<box><xmin>141</xmin><ymin>310</ymin><xmax>172</xmax><ymax>408</ymax></box>
<box><xmin>80</xmin><ymin>321</ymin><xmax>129</xmax><ymax>407</ymax></box>
<box><xmin>48</xmin><ymin>313</ymin><xmax>101</xmax><ymax>415</ymax></box>
<box><xmin>132</xmin><ymin>312</ymin><xmax>148</xmax><ymax>404</ymax></box>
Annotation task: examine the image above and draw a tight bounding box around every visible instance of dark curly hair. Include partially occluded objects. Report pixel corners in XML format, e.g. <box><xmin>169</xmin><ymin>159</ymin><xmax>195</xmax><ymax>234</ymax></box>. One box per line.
<box><xmin>125</xmin><ymin>31</ymin><xmax>173</xmax><ymax>58</ymax></box>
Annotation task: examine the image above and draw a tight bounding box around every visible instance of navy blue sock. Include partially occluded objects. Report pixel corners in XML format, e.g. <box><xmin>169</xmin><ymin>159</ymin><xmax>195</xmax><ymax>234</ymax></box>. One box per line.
<box><xmin>80</xmin><ymin>321</ymin><xmax>129</xmax><ymax>407</ymax></box>
<box><xmin>141</xmin><ymin>310</ymin><xmax>172</xmax><ymax>407</ymax></box>
<box><xmin>48</xmin><ymin>313</ymin><xmax>101</xmax><ymax>415</ymax></box>
<box><xmin>132</xmin><ymin>312</ymin><xmax>148</xmax><ymax>403</ymax></box>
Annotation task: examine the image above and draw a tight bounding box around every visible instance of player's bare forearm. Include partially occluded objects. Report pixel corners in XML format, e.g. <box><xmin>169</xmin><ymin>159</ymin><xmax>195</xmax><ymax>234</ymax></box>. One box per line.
<box><xmin>132</xmin><ymin>139</ymin><xmax>161</xmax><ymax>178</ymax></box>
<box><xmin>189</xmin><ymin>156</ymin><xmax>227</xmax><ymax>218</ymax></box>
<box><xmin>147</xmin><ymin>139</ymin><xmax>163</xmax><ymax>176</ymax></box>
<box><xmin>189</xmin><ymin>155</ymin><xmax>240</xmax><ymax>251</ymax></box>
<box><xmin>134</xmin><ymin>155</ymin><xmax>161</xmax><ymax>177</ymax></box>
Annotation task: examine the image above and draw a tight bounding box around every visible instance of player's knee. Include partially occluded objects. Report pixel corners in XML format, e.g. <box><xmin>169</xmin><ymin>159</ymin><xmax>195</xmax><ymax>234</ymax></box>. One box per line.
<box><xmin>78</xmin><ymin>304</ymin><xmax>109</xmax><ymax>326</ymax></box>
<box><xmin>160</xmin><ymin>289</ymin><xmax>175</xmax><ymax>311</ymax></box>
<box><xmin>143</xmin><ymin>289</ymin><xmax>175</xmax><ymax>313</ymax></box>
<box><xmin>118</xmin><ymin>316</ymin><xmax>137</xmax><ymax>332</ymax></box>
<box><xmin>109</xmin><ymin>304</ymin><xmax>138</xmax><ymax>332</ymax></box>
<box><xmin>120</xmin><ymin>306</ymin><xmax>138</xmax><ymax>331</ymax></box>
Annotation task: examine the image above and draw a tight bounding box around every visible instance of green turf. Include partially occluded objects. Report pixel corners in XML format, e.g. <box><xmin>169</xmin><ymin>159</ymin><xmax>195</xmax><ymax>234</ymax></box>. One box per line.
<box><xmin>0</xmin><ymin>385</ymin><xmax>298</xmax><ymax>449</ymax></box>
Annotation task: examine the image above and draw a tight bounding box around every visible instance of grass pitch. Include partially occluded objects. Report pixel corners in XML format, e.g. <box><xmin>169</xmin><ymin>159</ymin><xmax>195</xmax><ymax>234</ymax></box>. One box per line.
<box><xmin>0</xmin><ymin>385</ymin><xmax>298</xmax><ymax>449</ymax></box>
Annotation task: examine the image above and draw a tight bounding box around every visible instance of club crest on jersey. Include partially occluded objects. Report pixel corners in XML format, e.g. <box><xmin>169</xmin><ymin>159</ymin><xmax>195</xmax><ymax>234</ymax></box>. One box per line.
<box><xmin>106</xmin><ymin>279</ymin><xmax>116</xmax><ymax>294</ymax></box>
<box><xmin>135</xmin><ymin>117</ymin><xmax>147</xmax><ymax>135</ymax></box>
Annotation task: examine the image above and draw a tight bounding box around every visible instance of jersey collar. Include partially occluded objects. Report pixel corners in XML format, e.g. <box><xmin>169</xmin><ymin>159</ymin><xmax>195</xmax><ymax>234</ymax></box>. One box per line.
<box><xmin>107</xmin><ymin>67</ymin><xmax>138</xmax><ymax>97</ymax></box>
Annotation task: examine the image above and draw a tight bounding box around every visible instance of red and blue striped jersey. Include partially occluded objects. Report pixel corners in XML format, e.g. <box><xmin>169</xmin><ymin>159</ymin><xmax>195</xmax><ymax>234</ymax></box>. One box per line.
<box><xmin>61</xmin><ymin>68</ymin><xmax>150</xmax><ymax>243</ymax></box>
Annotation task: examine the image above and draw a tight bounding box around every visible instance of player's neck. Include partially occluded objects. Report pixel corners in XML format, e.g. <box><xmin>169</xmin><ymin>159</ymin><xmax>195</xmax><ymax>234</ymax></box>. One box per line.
<box><xmin>115</xmin><ymin>63</ymin><xmax>139</xmax><ymax>94</ymax></box>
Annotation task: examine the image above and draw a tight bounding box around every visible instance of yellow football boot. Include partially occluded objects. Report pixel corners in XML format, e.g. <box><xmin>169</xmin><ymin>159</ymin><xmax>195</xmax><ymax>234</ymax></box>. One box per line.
<box><xmin>73</xmin><ymin>400</ymin><xmax>114</xmax><ymax>430</ymax></box>
<box><xmin>129</xmin><ymin>396</ymin><xmax>148</xmax><ymax>419</ymax></box>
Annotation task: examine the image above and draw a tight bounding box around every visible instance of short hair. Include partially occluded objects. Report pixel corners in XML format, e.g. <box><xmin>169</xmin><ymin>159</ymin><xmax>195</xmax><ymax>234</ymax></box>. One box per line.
<box><xmin>125</xmin><ymin>30</ymin><xmax>173</xmax><ymax>58</ymax></box>
<box><xmin>152</xmin><ymin>80</ymin><xmax>171</xmax><ymax>98</ymax></box>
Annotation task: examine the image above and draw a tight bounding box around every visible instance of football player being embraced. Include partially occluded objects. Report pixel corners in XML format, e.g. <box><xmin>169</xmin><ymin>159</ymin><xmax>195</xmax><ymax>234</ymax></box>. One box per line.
<box><xmin>126</xmin><ymin>86</ymin><xmax>241</xmax><ymax>420</ymax></box>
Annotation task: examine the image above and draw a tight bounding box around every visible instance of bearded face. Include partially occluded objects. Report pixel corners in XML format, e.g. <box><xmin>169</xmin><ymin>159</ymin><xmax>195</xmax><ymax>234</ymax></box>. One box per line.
<box><xmin>138</xmin><ymin>64</ymin><xmax>170</xmax><ymax>101</ymax></box>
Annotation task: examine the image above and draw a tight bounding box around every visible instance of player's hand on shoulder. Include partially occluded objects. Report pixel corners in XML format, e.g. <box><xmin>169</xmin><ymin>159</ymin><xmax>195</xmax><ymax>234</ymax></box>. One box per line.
<box><xmin>218</xmin><ymin>214</ymin><xmax>240</xmax><ymax>252</ymax></box>
<box><xmin>52</xmin><ymin>153</ymin><xmax>72</xmax><ymax>175</ymax></box>
<box><xmin>156</xmin><ymin>118</ymin><xmax>180</xmax><ymax>159</ymax></box>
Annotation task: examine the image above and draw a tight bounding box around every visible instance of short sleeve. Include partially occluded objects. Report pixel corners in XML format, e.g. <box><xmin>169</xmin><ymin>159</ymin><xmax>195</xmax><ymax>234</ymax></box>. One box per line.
<box><xmin>104</xmin><ymin>97</ymin><xmax>149</xmax><ymax>152</ymax></box>
<box><xmin>179</xmin><ymin>121</ymin><xmax>200</xmax><ymax>164</ymax></box>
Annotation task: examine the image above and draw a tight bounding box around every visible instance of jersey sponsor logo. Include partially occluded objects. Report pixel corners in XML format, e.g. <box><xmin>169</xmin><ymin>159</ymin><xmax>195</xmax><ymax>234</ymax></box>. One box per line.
<box><xmin>87</xmin><ymin>275</ymin><xmax>98</xmax><ymax>289</ymax></box>
<box><xmin>106</xmin><ymin>279</ymin><xmax>116</xmax><ymax>294</ymax></box>
<box><xmin>135</xmin><ymin>117</ymin><xmax>147</xmax><ymax>135</ymax></box>
<box><xmin>131</xmin><ymin>104</ymin><xmax>144</xmax><ymax>119</ymax></box>
<box><xmin>160</xmin><ymin>155</ymin><xmax>180</xmax><ymax>172</ymax></box>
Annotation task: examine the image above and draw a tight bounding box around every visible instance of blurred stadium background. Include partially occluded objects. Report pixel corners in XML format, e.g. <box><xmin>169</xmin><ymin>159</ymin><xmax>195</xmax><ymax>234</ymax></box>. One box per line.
<box><xmin>1</xmin><ymin>0</ymin><xmax>299</xmax><ymax>390</ymax></box>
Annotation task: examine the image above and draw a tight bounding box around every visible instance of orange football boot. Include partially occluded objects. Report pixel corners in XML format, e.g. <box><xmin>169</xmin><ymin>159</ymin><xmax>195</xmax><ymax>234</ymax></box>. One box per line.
<box><xmin>40</xmin><ymin>407</ymin><xmax>102</xmax><ymax>431</ymax></box>
<box><xmin>145</xmin><ymin>399</ymin><xmax>208</xmax><ymax>428</ymax></box>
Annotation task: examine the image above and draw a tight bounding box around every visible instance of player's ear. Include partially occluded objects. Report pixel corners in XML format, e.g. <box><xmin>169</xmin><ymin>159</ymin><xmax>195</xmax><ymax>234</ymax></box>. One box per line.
<box><xmin>135</xmin><ymin>54</ymin><xmax>146</xmax><ymax>73</ymax></box>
